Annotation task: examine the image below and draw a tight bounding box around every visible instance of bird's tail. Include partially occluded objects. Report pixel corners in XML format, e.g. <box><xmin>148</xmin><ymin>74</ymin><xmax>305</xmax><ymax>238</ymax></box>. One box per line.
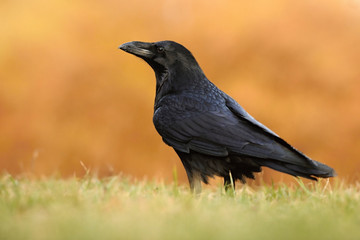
<box><xmin>255</xmin><ymin>158</ymin><xmax>336</xmax><ymax>180</ymax></box>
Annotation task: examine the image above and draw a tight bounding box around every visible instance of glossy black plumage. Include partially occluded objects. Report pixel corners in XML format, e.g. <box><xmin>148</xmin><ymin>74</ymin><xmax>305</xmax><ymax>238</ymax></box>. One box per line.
<box><xmin>119</xmin><ymin>40</ymin><xmax>336</xmax><ymax>193</ymax></box>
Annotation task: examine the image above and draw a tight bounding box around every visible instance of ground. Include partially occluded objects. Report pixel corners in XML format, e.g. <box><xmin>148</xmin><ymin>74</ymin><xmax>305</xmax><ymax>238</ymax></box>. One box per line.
<box><xmin>0</xmin><ymin>174</ymin><xmax>359</xmax><ymax>240</ymax></box>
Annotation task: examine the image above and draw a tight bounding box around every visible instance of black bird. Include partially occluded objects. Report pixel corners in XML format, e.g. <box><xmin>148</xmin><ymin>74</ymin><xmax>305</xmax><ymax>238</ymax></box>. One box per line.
<box><xmin>119</xmin><ymin>40</ymin><xmax>336</xmax><ymax>193</ymax></box>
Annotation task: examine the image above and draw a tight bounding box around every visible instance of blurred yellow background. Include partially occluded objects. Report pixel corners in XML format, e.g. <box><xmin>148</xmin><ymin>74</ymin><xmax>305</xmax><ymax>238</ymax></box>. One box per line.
<box><xmin>1</xmin><ymin>0</ymin><xmax>359</xmax><ymax>184</ymax></box>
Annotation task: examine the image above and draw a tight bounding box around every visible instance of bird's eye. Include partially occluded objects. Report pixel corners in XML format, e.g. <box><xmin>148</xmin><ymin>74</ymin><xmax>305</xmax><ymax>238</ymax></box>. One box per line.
<box><xmin>157</xmin><ymin>47</ymin><xmax>165</xmax><ymax>53</ymax></box>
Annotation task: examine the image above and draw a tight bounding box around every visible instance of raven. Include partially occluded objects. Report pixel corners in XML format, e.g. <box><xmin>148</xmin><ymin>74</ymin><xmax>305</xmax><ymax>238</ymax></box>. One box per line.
<box><xmin>119</xmin><ymin>40</ymin><xmax>336</xmax><ymax>193</ymax></box>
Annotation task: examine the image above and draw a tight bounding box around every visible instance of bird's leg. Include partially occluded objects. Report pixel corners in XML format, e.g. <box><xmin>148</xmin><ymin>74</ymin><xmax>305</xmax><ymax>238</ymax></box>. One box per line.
<box><xmin>185</xmin><ymin>170</ymin><xmax>202</xmax><ymax>194</ymax></box>
<box><xmin>191</xmin><ymin>171</ymin><xmax>202</xmax><ymax>194</ymax></box>
<box><xmin>224</xmin><ymin>171</ymin><xmax>235</xmax><ymax>192</ymax></box>
<box><xmin>177</xmin><ymin>151</ymin><xmax>202</xmax><ymax>194</ymax></box>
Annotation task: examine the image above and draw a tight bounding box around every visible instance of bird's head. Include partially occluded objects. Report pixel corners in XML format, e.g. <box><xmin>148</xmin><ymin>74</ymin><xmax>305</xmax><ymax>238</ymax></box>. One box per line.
<box><xmin>119</xmin><ymin>40</ymin><xmax>207</xmax><ymax>101</ymax></box>
<box><xmin>119</xmin><ymin>40</ymin><xmax>200</xmax><ymax>77</ymax></box>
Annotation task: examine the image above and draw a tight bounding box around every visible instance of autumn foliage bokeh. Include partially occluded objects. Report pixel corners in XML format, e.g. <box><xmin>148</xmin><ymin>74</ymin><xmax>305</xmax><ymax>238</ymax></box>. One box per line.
<box><xmin>1</xmin><ymin>0</ymin><xmax>359</xmax><ymax>183</ymax></box>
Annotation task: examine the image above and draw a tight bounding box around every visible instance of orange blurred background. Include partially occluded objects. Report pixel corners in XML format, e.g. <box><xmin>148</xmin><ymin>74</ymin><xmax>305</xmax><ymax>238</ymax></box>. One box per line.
<box><xmin>1</xmin><ymin>0</ymin><xmax>359</xmax><ymax>184</ymax></box>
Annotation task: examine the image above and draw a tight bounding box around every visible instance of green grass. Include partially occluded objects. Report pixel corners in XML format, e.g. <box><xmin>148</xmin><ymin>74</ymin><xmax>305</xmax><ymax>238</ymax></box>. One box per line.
<box><xmin>0</xmin><ymin>174</ymin><xmax>359</xmax><ymax>240</ymax></box>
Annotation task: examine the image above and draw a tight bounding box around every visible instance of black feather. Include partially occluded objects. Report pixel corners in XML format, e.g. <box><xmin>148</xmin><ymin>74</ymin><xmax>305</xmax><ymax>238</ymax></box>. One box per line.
<box><xmin>119</xmin><ymin>40</ymin><xmax>336</xmax><ymax>192</ymax></box>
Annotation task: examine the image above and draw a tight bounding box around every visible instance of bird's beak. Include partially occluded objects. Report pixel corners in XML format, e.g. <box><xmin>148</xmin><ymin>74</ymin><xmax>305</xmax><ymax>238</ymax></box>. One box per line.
<box><xmin>119</xmin><ymin>41</ymin><xmax>155</xmax><ymax>58</ymax></box>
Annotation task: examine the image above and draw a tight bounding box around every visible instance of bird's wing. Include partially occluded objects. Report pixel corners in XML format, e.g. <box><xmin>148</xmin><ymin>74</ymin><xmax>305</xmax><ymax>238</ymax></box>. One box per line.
<box><xmin>154</xmin><ymin>94</ymin><xmax>315</xmax><ymax>168</ymax></box>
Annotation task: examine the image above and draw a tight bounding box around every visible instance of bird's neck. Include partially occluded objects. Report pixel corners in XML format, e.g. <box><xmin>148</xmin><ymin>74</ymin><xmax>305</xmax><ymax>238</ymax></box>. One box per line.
<box><xmin>154</xmin><ymin>65</ymin><xmax>207</xmax><ymax>105</ymax></box>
